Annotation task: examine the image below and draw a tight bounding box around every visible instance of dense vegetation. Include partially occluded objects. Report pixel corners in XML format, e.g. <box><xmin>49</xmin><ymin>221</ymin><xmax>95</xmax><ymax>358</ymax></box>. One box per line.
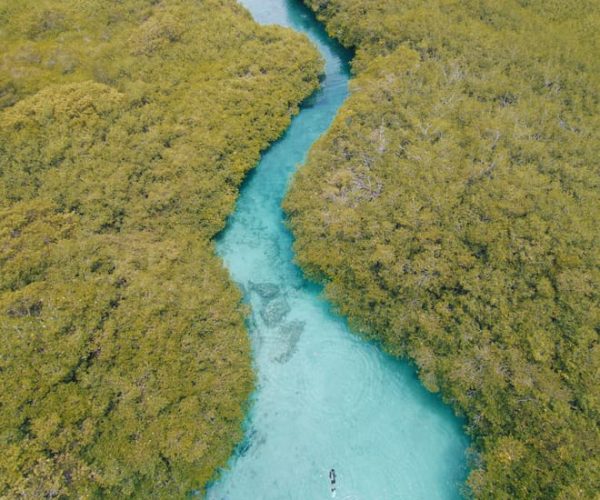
<box><xmin>286</xmin><ymin>0</ymin><xmax>599</xmax><ymax>497</ymax></box>
<box><xmin>0</xmin><ymin>0</ymin><xmax>321</xmax><ymax>496</ymax></box>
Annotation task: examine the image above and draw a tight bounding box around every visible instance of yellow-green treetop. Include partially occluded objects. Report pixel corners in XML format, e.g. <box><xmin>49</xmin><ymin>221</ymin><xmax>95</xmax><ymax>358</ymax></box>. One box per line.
<box><xmin>286</xmin><ymin>0</ymin><xmax>599</xmax><ymax>497</ymax></box>
<box><xmin>0</xmin><ymin>0</ymin><xmax>321</xmax><ymax>496</ymax></box>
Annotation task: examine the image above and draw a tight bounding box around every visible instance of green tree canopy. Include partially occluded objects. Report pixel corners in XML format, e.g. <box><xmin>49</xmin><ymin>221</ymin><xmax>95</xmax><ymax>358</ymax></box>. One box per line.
<box><xmin>286</xmin><ymin>0</ymin><xmax>599</xmax><ymax>497</ymax></box>
<box><xmin>0</xmin><ymin>0</ymin><xmax>321</xmax><ymax>496</ymax></box>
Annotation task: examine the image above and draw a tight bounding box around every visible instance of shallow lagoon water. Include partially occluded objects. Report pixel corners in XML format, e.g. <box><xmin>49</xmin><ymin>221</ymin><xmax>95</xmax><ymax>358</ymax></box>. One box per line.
<box><xmin>208</xmin><ymin>1</ymin><xmax>469</xmax><ymax>498</ymax></box>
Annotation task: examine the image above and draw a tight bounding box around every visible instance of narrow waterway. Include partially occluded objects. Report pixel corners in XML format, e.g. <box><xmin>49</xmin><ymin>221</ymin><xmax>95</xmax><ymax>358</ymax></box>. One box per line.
<box><xmin>208</xmin><ymin>1</ymin><xmax>468</xmax><ymax>498</ymax></box>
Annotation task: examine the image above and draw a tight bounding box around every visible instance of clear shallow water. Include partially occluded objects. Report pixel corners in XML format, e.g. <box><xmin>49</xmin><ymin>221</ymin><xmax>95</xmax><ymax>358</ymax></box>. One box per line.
<box><xmin>208</xmin><ymin>1</ymin><xmax>469</xmax><ymax>498</ymax></box>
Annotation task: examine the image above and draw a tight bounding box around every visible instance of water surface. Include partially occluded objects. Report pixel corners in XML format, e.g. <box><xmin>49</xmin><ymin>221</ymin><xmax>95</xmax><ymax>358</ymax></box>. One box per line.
<box><xmin>208</xmin><ymin>1</ymin><xmax>469</xmax><ymax>498</ymax></box>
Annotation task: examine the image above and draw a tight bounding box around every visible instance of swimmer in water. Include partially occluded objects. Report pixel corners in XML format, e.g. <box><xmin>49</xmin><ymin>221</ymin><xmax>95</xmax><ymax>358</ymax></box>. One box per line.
<box><xmin>329</xmin><ymin>468</ymin><xmax>336</xmax><ymax>496</ymax></box>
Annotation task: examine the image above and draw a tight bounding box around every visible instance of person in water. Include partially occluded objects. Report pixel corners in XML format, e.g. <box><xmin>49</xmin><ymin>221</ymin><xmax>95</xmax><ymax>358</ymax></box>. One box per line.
<box><xmin>329</xmin><ymin>468</ymin><xmax>336</xmax><ymax>494</ymax></box>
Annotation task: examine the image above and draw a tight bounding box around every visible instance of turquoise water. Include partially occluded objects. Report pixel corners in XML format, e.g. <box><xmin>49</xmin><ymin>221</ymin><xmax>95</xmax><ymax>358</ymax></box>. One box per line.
<box><xmin>208</xmin><ymin>1</ymin><xmax>469</xmax><ymax>498</ymax></box>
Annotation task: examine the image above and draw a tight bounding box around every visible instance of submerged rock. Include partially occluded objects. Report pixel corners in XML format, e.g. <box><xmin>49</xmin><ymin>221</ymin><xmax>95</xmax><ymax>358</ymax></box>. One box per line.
<box><xmin>271</xmin><ymin>320</ymin><xmax>305</xmax><ymax>363</ymax></box>
<box><xmin>246</xmin><ymin>313</ymin><xmax>263</xmax><ymax>351</ymax></box>
<box><xmin>249</xmin><ymin>281</ymin><xmax>280</xmax><ymax>301</ymax></box>
<box><xmin>236</xmin><ymin>427</ymin><xmax>266</xmax><ymax>458</ymax></box>
<box><xmin>260</xmin><ymin>297</ymin><xmax>290</xmax><ymax>326</ymax></box>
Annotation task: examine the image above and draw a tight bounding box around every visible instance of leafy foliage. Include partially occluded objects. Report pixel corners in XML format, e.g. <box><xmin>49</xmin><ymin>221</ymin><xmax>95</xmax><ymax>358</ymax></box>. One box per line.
<box><xmin>286</xmin><ymin>0</ymin><xmax>600</xmax><ymax>497</ymax></box>
<box><xmin>0</xmin><ymin>0</ymin><xmax>321</xmax><ymax>496</ymax></box>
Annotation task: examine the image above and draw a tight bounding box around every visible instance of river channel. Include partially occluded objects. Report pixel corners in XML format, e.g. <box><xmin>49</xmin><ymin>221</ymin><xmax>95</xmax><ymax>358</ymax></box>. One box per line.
<box><xmin>207</xmin><ymin>1</ymin><xmax>469</xmax><ymax>498</ymax></box>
